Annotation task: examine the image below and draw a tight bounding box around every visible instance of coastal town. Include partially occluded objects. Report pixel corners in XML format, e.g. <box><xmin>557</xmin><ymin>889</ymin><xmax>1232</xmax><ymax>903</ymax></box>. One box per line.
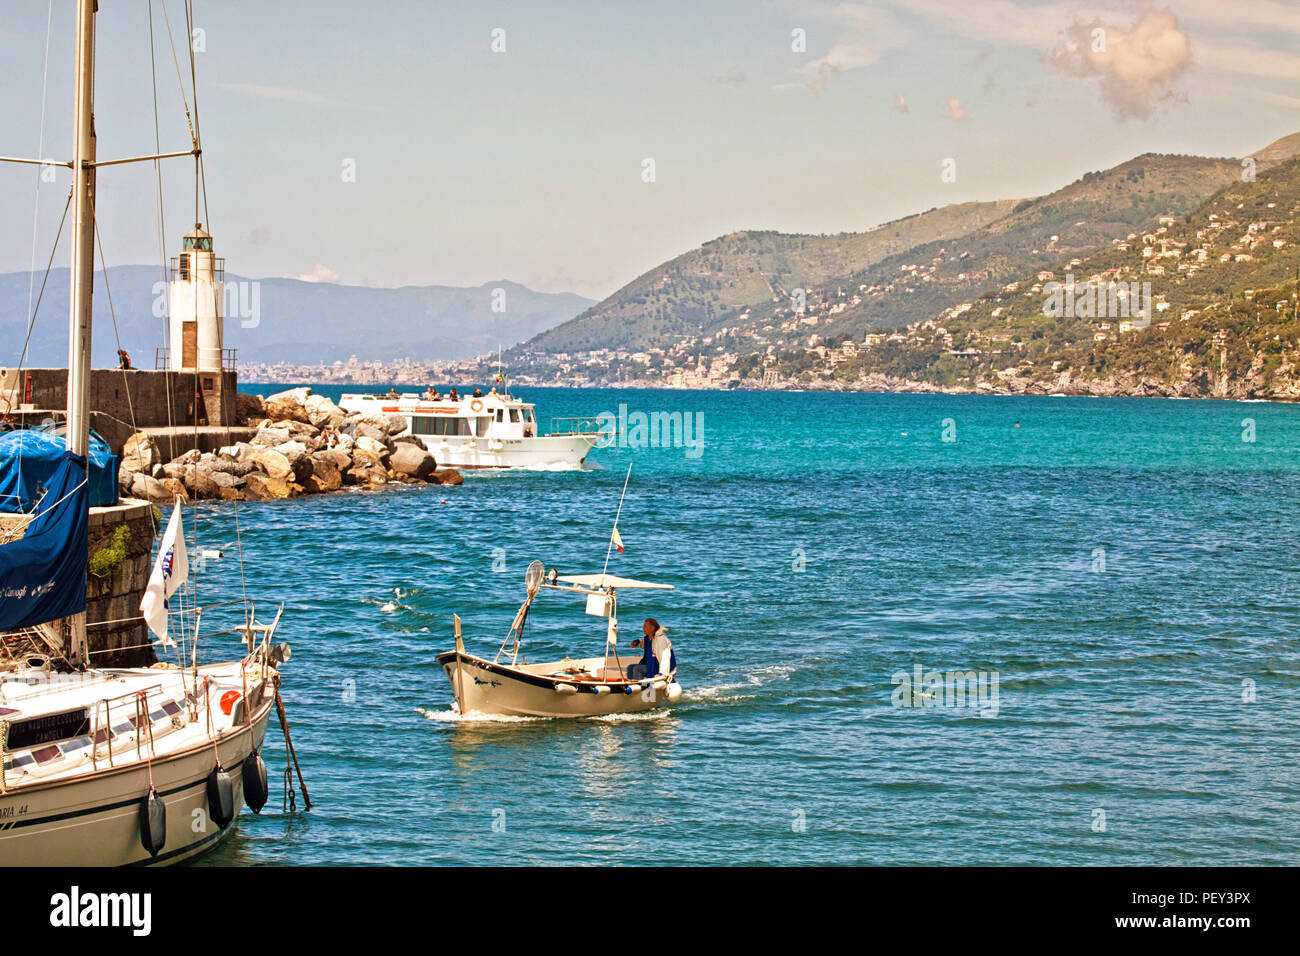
<box><xmin>240</xmin><ymin>172</ymin><xmax>1299</xmax><ymax>400</ymax></box>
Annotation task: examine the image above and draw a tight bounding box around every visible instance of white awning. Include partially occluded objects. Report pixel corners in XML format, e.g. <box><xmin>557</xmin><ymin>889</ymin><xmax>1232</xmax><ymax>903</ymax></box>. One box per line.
<box><xmin>556</xmin><ymin>573</ymin><xmax>674</xmax><ymax>590</ymax></box>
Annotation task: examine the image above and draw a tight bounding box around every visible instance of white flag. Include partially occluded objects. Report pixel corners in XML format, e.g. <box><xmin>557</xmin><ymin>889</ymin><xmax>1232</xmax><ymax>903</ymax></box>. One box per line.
<box><xmin>140</xmin><ymin>499</ymin><xmax>188</xmax><ymax>646</ymax></box>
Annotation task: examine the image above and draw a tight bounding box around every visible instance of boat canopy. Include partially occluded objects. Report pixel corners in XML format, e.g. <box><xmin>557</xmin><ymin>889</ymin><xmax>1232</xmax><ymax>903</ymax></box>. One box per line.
<box><xmin>556</xmin><ymin>573</ymin><xmax>673</xmax><ymax>590</ymax></box>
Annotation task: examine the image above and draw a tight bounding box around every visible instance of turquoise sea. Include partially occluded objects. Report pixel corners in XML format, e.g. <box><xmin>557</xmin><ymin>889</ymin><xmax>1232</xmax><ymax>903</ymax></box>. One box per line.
<box><xmin>189</xmin><ymin>387</ymin><xmax>1299</xmax><ymax>865</ymax></box>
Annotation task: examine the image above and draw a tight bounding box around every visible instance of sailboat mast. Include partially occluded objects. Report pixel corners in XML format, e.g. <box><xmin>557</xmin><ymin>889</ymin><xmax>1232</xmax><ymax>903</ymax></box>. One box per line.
<box><xmin>64</xmin><ymin>0</ymin><xmax>97</xmax><ymax>668</ymax></box>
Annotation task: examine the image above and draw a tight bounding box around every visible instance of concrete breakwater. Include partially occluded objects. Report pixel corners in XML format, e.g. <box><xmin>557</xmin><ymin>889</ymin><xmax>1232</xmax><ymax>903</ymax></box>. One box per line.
<box><xmin>117</xmin><ymin>387</ymin><xmax>462</xmax><ymax>502</ymax></box>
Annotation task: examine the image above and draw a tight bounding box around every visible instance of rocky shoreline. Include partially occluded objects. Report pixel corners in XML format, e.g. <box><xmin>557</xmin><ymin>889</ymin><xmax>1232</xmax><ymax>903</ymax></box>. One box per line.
<box><xmin>118</xmin><ymin>387</ymin><xmax>462</xmax><ymax>503</ymax></box>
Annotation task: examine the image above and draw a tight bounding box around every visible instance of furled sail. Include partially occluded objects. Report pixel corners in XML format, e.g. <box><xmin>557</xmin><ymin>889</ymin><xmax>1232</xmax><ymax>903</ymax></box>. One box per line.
<box><xmin>0</xmin><ymin>452</ymin><xmax>88</xmax><ymax>630</ymax></box>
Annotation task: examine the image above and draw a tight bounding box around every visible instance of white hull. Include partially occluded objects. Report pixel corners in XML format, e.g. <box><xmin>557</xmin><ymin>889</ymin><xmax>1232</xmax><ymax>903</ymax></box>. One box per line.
<box><xmin>0</xmin><ymin>662</ymin><xmax>278</xmax><ymax>866</ymax></box>
<box><xmin>437</xmin><ymin>652</ymin><xmax>675</xmax><ymax>718</ymax></box>
<box><xmin>417</xmin><ymin>434</ymin><xmax>598</xmax><ymax>470</ymax></box>
<box><xmin>0</xmin><ymin>701</ymin><xmax>271</xmax><ymax>866</ymax></box>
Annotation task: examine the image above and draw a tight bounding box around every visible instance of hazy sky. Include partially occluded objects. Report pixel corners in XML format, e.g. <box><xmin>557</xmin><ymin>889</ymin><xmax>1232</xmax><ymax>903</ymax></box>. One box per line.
<box><xmin>1</xmin><ymin>0</ymin><xmax>1297</xmax><ymax>300</ymax></box>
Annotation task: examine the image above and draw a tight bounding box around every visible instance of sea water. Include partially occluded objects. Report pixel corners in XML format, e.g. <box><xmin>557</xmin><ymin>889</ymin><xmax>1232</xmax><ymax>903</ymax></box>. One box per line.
<box><xmin>187</xmin><ymin>388</ymin><xmax>1300</xmax><ymax>865</ymax></box>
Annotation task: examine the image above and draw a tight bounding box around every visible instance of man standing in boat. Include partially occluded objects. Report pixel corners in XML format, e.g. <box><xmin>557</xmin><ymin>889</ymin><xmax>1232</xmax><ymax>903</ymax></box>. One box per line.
<box><xmin>630</xmin><ymin>617</ymin><xmax>674</xmax><ymax>679</ymax></box>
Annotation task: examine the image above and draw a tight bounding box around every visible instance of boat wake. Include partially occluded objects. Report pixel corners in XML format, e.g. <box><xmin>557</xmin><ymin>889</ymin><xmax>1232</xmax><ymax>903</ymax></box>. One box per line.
<box><xmin>686</xmin><ymin>661</ymin><xmax>801</xmax><ymax>705</ymax></box>
<box><xmin>363</xmin><ymin>587</ymin><xmax>418</xmax><ymax>614</ymax></box>
<box><xmin>417</xmin><ymin>706</ymin><xmax>548</xmax><ymax>723</ymax></box>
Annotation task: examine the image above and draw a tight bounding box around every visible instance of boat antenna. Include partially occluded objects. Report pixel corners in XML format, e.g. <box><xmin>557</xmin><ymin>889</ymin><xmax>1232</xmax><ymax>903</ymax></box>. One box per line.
<box><xmin>601</xmin><ymin>462</ymin><xmax>632</xmax><ymax>579</ymax></box>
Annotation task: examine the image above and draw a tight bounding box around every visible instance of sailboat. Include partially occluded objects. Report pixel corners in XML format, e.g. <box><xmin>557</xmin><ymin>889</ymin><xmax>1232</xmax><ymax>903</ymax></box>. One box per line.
<box><xmin>0</xmin><ymin>0</ymin><xmax>300</xmax><ymax>864</ymax></box>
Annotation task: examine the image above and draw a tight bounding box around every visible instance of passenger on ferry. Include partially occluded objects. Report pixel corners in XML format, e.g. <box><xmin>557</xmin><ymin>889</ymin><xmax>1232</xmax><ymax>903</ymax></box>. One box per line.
<box><xmin>423</xmin><ymin>385</ymin><xmax>436</xmax><ymax>400</ymax></box>
<box><xmin>472</xmin><ymin>387</ymin><xmax>483</xmax><ymax>398</ymax></box>
<box><xmin>387</xmin><ymin>387</ymin><xmax>399</xmax><ymax>398</ymax></box>
<box><xmin>449</xmin><ymin>388</ymin><xmax>460</xmax><ymax>402</ymax></box>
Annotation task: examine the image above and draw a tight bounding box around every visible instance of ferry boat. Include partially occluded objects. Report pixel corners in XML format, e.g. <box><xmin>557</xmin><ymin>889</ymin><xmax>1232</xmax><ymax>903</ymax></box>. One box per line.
<box><xmin>338</xmin><ymin>387</ymin><xmax>610</xmax><ymax>470</ymax></box>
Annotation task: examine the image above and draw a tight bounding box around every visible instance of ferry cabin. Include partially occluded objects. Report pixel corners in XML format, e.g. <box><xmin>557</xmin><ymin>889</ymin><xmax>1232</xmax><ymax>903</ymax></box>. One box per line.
<box><xmin>337</xmin><ymin>388</ymin><xmax>600</xmax><ymax>470</ymax></box>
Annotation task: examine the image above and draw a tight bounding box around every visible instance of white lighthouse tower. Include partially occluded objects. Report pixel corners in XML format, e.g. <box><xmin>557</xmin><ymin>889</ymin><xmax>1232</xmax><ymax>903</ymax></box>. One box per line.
<box><xmin>167</xmin><ymin>223</ymin><xmax>228</xmax><ymax>425</ymax></box>
<box><xmin>168</xmin><ymin>223</ymin><xmax>224</xmax><ymax>372</ymax></box>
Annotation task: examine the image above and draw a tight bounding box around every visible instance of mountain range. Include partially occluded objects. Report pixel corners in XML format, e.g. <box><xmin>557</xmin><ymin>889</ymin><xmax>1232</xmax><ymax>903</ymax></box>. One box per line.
<box><xmin>518</xmin><ymin>133</ymin><xmax>1300</xmax><ymax>359</ymax></box>
<box><xmin>0</xmin><ymin>270</ymin><xmax>593</xmax><ymax>369</ymax></box>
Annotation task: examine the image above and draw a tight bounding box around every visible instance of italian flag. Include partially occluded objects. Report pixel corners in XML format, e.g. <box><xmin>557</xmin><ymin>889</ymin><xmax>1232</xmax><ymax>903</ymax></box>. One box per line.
<box><xmin>611</xmin><ymin>527</ymin><xmax>625</xmax><ymax>554</ymax></box>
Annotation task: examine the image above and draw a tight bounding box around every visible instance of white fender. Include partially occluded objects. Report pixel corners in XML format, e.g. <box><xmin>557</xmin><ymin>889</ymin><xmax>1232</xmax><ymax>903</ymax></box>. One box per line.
<box><xmin>554</xmin><ymin>683</ymin><xmax>577</xmax><ymax>694</ymax></box>
<box><xmin>666</xmin><ymin>682</ymin><xmax>683</xmax><ymax>702</ymax></box>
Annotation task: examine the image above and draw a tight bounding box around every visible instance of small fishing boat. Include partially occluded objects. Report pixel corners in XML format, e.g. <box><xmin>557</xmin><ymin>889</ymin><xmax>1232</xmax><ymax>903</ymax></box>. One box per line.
<box><xmin>437</xmin><ymin>561</ymin><xmax>682</xmax><ymax>718</ymax></box>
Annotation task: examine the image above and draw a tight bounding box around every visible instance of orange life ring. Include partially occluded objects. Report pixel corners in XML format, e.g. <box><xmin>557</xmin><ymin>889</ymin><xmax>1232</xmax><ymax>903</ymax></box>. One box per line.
<box><xmin>469</xmin><ymin>399</ymin><xmax>484</xmax><ymax>413</ymax></box>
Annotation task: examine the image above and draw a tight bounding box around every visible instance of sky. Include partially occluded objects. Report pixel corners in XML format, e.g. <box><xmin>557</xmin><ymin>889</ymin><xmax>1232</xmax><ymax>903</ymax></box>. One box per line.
<box><xmin>0</xmin><ymin>0</ymin><xmax>1297</xmax><ymax>302</ymax></box>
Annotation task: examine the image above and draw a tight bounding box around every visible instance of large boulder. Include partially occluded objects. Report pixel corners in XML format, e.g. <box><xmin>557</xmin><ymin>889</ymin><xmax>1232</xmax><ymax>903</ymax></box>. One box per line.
<box><xmin>253</xmin><ymin>424</ymin><xmax>292</xmax><ymax>447</ymax></box>
<box><xmin>182</xmin><ymin>465</ymin><xmax>221</xmax><ymax>499</ymax></box>
<box><xmin>306</xmin><ymin>454</ymin><xmax>343</xmax><ymax>493</ymax></box>
<box><xmin>208</xmin><ymin>458</ymin><xmax>255</xmax><ymax>477</ymax></box>
<box><xmin>235</xmin><ymin>391</ymin><xmax>265</xmax><ymax>425</ymax></box>
<box><xmin>318</xmin><ymin>448</ymin><xmax>352</xmax><ymax>471</ymax></box>
<box><xmin>251</xmin><ymin>448</ymin><xmax>294</xmax><ymax>482</ymax></box>
<box><xmin>274</xmin><ymin>442</ymin><xmax>315</xmax><ymax>484</ymax></box>
<box><xmin>130</xmin><ymin>472</ymin><xmax>169</xmax><ymax>502</ymax></box>
<box><xmin>204</xmin><ymin>469</ymin><xmax>246</xmax><ymax>491</ymax></box>
<box><xmin>353</xmin><ymin>422</ymin><xmax>389</xmax><ymax>443</ymax></box>
<box><xmin>304</xmin><ymin>393</ymin><xmax>346</xmax><ymax>429</ymax></box>
<box><xmin>263</xmin><ymin>387</ymin><xmax>312</xmax><ymax>425</ymax></box>
<box><xmin>160</xmin><ymin>478</ymin><xmax>190</xmax><ymax>503</ymax></box>
<box><xmin>244</xmin><ymin>472</ymin><xmax>294</xmax><ymax>500</ymax></box>
<box><xmin>432</xmin><ymin>469</ymin><xmax>464</xmax><ymax>486</ymax></box>
<box><xmin>390</xmin><ymin>443</ymin><xmax>437</xmax><ymax>480</ymax></box>
<box><xmin>120</xmin><ymin>432</ymin><xmax>160</xmax><ymax>474</ymax></box>
<box><xmin>354</xmin><ymin>436</ymin><xmax>390</xmax><ymax>460</ymax></box>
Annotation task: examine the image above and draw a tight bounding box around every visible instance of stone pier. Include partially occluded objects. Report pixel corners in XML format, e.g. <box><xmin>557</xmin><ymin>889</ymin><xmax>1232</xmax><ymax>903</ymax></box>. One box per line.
<box><xmin>86</xmin><ymin>498</ymin><xmax>159</xmax><ymax>668</ymax></box>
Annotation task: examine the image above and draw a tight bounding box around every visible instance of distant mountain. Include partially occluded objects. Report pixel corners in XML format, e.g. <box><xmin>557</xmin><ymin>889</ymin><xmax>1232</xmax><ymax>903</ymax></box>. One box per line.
<box><xmin>520</xmin><ymin>134</ymin><xmax>1300</xmax><ymax>357</ymax></box>
<box><xmin>0</xmin><ymin>270</ymin><xmax>593</xmax><ymax>368</ymax></box>
<box><xmin>520</xmin><ymin>200</ymin><xmax>1020</xmax><ymax>353</ymax></box>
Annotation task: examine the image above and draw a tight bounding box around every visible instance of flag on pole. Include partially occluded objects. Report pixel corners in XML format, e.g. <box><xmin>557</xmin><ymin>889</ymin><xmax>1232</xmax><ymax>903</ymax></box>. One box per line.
<box><xmin>611</xmin><ymin>527</ymin><xmax>625</xmax><ymax>554</ymax></box>
<box><xmin>140</xmin><ymin>500</ymin><xmax>188</xmax><ymax>647</ymax></box>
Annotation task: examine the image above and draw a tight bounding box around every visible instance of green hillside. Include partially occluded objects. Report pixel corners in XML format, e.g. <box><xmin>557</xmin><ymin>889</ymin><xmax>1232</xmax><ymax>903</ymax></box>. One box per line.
<box><xmin>522</xmin><ymin>200</ymin><xmax>1019</xmax><ymax>353</ymax></box>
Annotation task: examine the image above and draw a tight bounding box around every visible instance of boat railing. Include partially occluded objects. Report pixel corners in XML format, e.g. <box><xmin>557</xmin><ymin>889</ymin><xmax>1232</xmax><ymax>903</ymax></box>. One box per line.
<box><xmin>549</xmin><ymin>416</ymin><xmax>615</xmax><ymax>439</ymax></box>
<box><xmin>91</xmin><ymin>681</ymin><xmax>167</xmax><ymax>769</ymax></box>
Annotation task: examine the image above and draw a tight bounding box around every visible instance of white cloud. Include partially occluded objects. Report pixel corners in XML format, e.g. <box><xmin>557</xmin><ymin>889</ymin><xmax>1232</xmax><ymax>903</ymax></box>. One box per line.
<box><xmin>293</xmin><ymin>264</ymin><xmax>340</xmax><ymax>283</ymax></box>
<box><xmin>1047</xmin><ymin>2</ymin><xmax>1193</xmax><ymax>120</ymax></box>
<box><xmin>795</xmin><ymin>2</ymin><xmax>908</xmax><ymax>93</ymax></box>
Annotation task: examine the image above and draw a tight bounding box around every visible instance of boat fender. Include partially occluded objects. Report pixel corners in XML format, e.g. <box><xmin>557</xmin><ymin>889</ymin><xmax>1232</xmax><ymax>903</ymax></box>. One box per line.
<box><xmin>627</xmin><ymin>684</ymin><xmax>641</xmax><ymax>693</ymax></box>
<box><xmin>554</xmin><ymin>682</ymin><xmax>577</xmax><ymax>694</ymax></box>
<box><xmin>593</xmin><ymin>685</ymin><xmax>609</xmax><ymax>695</ymax></box>
<box><xmin>207</xmin><ymin>765</ymin><xmax>236</xmax><ymax>828</ymax></box>
<box><xmin>243</xmin><ymin>751</ymin><xmax>270</xmax><ymax>813</ymax></box>
<box><xmin>622</xmin><ymin>684</ymin><xmax>634</xmax><ymax>694</ymax></box>
<box><xmin>139</xmin><ymin>788</ymin><xmax>167</xmax><ymax>858</ymax></box>
<box><xmin>666</xmin><ymin>683</ymin><xmax>683</xmax><ymax>702</ymax></box>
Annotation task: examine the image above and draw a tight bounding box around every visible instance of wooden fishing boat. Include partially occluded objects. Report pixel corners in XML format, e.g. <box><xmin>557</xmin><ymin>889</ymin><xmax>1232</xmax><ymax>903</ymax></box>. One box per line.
<box><xmin>436</xmin><ymin>562</ymin><xmax>682</xmax><ymax>718</ymax></box>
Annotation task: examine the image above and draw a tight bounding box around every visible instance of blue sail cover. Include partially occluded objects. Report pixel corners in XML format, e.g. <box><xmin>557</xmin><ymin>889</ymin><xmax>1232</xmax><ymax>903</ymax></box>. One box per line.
<box><xmin>0</xmin><ymin>452</ymin><xmax>88</xmax><ymax>630</ymax></box>
<box><xmin>0</xmin><ymin>428</ymin><xmax>118</xmax><ymax>512</ymax></box>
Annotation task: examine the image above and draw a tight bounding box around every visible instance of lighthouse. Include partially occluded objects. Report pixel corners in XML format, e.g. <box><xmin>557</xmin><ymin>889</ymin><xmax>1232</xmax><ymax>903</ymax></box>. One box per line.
<box><xmin>168</xmin><ymin>223</ymin><xmax>227</xmax><ymax>424</ymax></box>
